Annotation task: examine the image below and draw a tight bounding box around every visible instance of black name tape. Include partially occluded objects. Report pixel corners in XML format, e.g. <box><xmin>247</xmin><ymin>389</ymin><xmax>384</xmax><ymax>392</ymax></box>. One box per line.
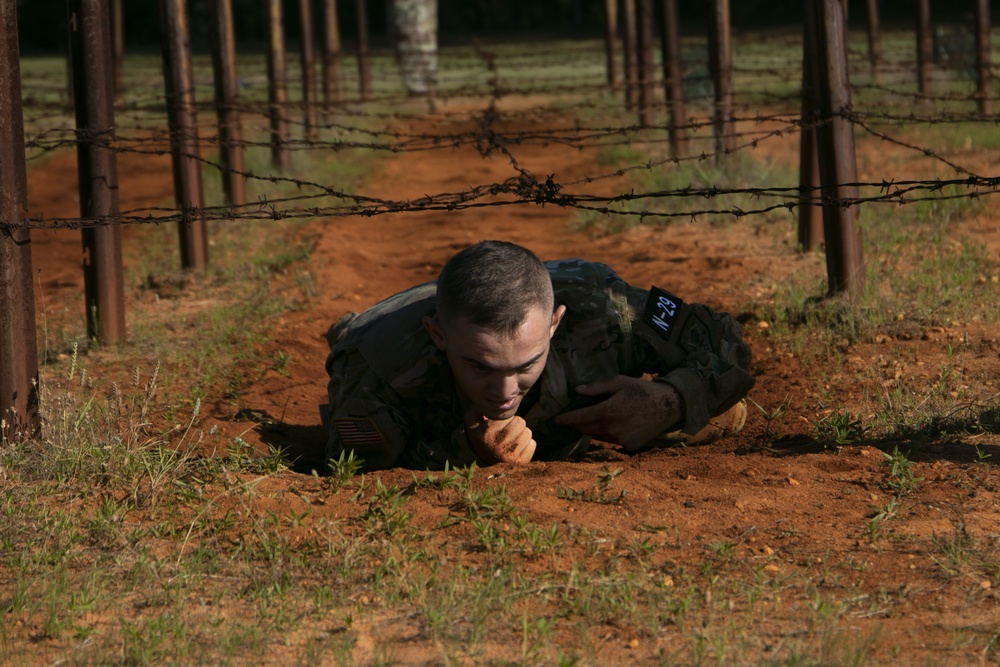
<box><xmin>643</xmin><ymin>287</ymin><xmax>685</xmax><ymax>341</ymax></box>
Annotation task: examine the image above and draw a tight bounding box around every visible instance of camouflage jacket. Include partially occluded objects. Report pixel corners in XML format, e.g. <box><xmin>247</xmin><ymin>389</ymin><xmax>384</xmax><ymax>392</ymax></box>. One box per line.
<box><xmin>324</xmin><ymin>259</ymin><xmax>754</xmax><ymax>471</ymax></box>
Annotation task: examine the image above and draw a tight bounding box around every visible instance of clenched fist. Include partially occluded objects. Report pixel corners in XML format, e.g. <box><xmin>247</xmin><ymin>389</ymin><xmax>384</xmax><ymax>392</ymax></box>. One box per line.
<box><xmin>464</xmin><ymin>411</ymin><xmax>536</xmax><ymax>464</ymax></box>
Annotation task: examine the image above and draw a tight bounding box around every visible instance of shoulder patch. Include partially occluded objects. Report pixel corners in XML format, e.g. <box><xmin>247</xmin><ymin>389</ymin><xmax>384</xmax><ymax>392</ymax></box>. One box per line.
<box><xmin>333</xmin><ymin>417</ymin><xmax>384</xmax><ymax>447</ymax></box>
<box><xmin>643</xmin><ymin>287</ymin><xmax>685</xmax><ymax>341</ymax></box>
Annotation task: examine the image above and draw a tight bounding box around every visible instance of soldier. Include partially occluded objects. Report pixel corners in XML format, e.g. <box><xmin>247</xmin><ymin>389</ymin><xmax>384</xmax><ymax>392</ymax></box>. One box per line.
<box><xmin>323</xmin><ymin>240</ymin><xmax>754</xmax><ymax>471</ymax></box>
<box><xmin>390</xmin><ymin>0</ymin><xmax>437</xmax><ymax>97</ymax></box>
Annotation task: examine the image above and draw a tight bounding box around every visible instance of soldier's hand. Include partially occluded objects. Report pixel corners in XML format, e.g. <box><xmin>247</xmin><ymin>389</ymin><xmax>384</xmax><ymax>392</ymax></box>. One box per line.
<box><xmin>464</xmin><ymin>411</ymin><xmax>536</xmax><ymax>465</ymax></box>
<box><xmin>554</xmin><ymin>375</ymin><xmax>683</xmax><ymax>451</ymax></box>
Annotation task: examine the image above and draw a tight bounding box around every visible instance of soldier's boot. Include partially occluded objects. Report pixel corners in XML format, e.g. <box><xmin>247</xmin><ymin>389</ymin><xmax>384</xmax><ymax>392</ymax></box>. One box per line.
<box><xmin>657</xmin><ymin>399</ymin><xmax>747</xmax><ymax>447</ymax></box>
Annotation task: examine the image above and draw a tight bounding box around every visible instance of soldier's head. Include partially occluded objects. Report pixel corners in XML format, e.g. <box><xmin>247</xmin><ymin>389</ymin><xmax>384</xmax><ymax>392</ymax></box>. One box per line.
<box><xmin>423</xmin><ymin>240</ymin><xmax>566</xmax><ymax>421</ymax></box>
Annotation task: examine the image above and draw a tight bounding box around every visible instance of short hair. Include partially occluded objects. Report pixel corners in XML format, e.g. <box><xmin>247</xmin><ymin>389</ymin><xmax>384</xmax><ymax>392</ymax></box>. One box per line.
<box><xmin>436</xmin><ymin>240</ymin><xmax>554</xmax><ymax>336</ymax></box>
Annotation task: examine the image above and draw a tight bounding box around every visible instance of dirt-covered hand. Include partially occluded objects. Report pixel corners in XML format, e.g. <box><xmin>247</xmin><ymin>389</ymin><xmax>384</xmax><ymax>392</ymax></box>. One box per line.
<box><xmin>554</xmin><ymin>375</ymin><xmax>683</xmax><ymax>451</ymax></box>
<box><xmin>464</xmin><ymin>411</ymin><xmax>536</xmax><ymax>464</ymax></box>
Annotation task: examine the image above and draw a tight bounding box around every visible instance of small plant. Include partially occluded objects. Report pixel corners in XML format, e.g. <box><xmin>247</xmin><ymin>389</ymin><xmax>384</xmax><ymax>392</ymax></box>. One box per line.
<box><xmin>327</xmin><ymin>450</ymin><xmax>363</xmax><ymax>488</ymax></box>
<box><xmin>557</xmin><ymin>466</ymin><xmax>627</xmax><ymax>505</ymax></box>
<box><xmin>412</xmin><ymin>461</ymin><xmax>462</xmax><ymax>490</ymax></box>
<box><xmin>880</xmin><ymin>446</ymin><xmax>922</xmax><ymax>495</ymax></box>
<box><xmin>813</xmin><ymin>409</ymin><xmax>866</xmax><ymax>450</ymax></box>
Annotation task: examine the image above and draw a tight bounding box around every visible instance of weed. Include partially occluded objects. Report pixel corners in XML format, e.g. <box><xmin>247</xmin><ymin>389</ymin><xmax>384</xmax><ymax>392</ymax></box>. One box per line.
<box><xmin>557</xmin><ymin>466</ymin><xmax>627</xmax><ymax>504</ymax></box>
<box><xmin>814</xmin><ymin>409</ymin><xmax>866</xmax><ymax>450</ymax></box>
<box><xmin>880</xmin><ymin>446</ymin><xmax>922</xmax><ymax>495</ymax></box>
<box><xmin>327</xmin><ymin>449</ymin><xmax>363</xmax><ymax>487</ymax></box>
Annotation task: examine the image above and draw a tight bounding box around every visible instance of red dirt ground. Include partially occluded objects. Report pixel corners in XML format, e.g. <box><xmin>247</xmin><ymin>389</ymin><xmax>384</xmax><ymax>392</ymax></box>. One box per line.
<box><xmin>24</xmin><ymin>97</ymin><xmax>1000</xmax><ymax>663</ymax></box>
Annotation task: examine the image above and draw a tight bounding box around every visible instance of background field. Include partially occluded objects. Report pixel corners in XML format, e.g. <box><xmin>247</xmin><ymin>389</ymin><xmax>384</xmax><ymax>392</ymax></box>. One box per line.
<box><xmin>4</xmin><ymin>19</ymin><xmax>1000</xmax><ymax>666</ymax></box>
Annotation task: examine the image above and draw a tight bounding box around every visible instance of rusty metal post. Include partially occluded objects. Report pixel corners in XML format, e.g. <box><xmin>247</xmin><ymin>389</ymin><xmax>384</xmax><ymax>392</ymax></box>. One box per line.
<box><xmin>209</xmin><ymin>0</ymin><xmax>246</xmax><ymax>206</ymax></box>
<box><xmin>299</xmin><ymin>0</ymin><xmax>320</xmax><ymax>139</ymax></box>
<box><xmin>160</xmin><ymin>0</ymin><xmax>209</xmax><ymax>270</ymax></box>
<box><xmin>621</xmin><ymin>0</ymin><xmax>638</xmax><ymax>110</ymax></box>
<box><xmin>798</xmin><ymin>6</ymin><xmax>822</xmax><ymax>252</ymax></box>
<box><xmin>265</xmin><ymin>0</ymin><xmax>292</xmax><ymax>169</ymax></box>
<box><xmin>0</xmin><ymin>0</ymin><xmax>40</xmax><ymax>438</ymax></box>
<box><xmin>973</xmin><ymin>0</ymin><xmax>992</xmax><ymax>116</ymax></box>
<box><xmin>601</xmin><ymin>0</ymin><xmax>619</xmax><ymax>90</ymax></box>
<box><xmin>69</xmin><ymin>0</ymin><xmax>127</xmax><ymax>343</ymax></box>
<box><xmin>660</xmin><ymin>0</ymin><xmax>686</xmax><ymax>156</ymax></box>
<box><xmin>355</xmin><ymin>0</ymin><xmax>371</xmax><ymax>101</ymax></box>
<box><xmin>323</xmin><ymin>0</ymin><xmax>343</xmax><ymax>112</ymax></box>
<box><xmin>864</xmin><ymin>0</ymin><xmax>881</xmax><ymax>83</ymax></box>
<box><xmin>707</xmin><ymin>0</ymin><xmax>734</xmax><ymax>159</ymax></box>
<box><xmin>111</xmin><ymin>0</ymin><xmax>123</xmax><ymax>97</ymax></box>
<box><xmin>916</xmin><ymin>0</ymin><xmax>931</xmax><ymax>96</ymax></box>
<box><xmin>808</xmin><ymin>0</ymin><xmax>864</xmax><ymax>296</ymax></box>
<box><xmin>635</xmin><ymin>0</ymin><xmax>655</xmax><ymax>127</ymax></box>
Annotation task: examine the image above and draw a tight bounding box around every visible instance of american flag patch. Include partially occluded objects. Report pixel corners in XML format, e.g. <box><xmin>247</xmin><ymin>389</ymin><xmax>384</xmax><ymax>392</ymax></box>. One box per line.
<box><xmin>332</xmin><ymin>417</ymin><xmax>384</xmax><ymax>446</ymax></box>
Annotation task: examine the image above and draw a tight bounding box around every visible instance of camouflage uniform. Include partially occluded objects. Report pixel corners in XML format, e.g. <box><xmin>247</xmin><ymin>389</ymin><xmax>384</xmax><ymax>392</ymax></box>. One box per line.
<box><xmin>391</xmin><ymin>0</ymin><xmax>437</xmax><ymax>95</ymax></box>
<box><xmin>324</xmin><ymin>259</ymin><xmax>754</xmax><ymax>471</ymax></box>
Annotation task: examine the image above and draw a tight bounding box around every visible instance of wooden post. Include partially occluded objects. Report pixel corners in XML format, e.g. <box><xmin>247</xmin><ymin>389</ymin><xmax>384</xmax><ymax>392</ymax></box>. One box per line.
<box><xmin>299</xmin><ymin>0</ymin><xmax>319</xmax><ymax>139</ymax></box>
<box><xmin>265</xmin><ymin>0</ymin><xmax>292</xmax><ymax>169</ymax></box>
<box><xmin>601</xmin><ymin>0</ymin><xmax>619</xmax><ymax>90</ymax></box>
<box><xmin>973</xmin><ymin>0</ymin><xmax>992</xmax><ymax>116</ymax></box>
<box><xmin>807</xmin><ymin>0</ymin><xmax>864</xmax><ymax>297</ymax></box>
<box><xmin>916</xmin><ymin>0</ymin><xmax>931</xmax><ymax>96</ymax></box>
<box><xmin>798</xmin><ymin>7</ymin><xmax>822</xmax><ymax>252</ymax></box>
<box><xmin>323</xmin><ymin>0</ymin><xmax>343</xmax><ymax>112</ymax></box>
<box><xmin>69</xmin><ymin>0</ymin><xmax>127</xmax><ymax>342</ymax></box>
<box><xmin>622</xmin><ymin>0</ymin><xmax>638</xmax><ymax>110</ymax></box>
<box><xmin>0</xmin><ymin>0</ymin><xmax>40</xmax><ymax>438</ymax></box>
<box><xmin>636</xmin><ymin>0</ymin><xmax>655</xmax><ymax>127</ymax></box>
<box><xmin>707</xmin><ymin>0</ymin><xmax>734</xmax><ymax>159</ymax></box>
<box><xmin>355</xmin><ymin>0</ymin><xmax>371</xmax><ymax>101</ymax></box>
<box><xmin>209</xmin><ymin>0</ymin><xmax>247</xmax><ymax>207</ymax></box>
<box><xmin>111</xmin><ymin>0</ymin><xmax>124</xmax><ymax>97</ymax></box>
<box><xmin>160</xmin><ymin>0</ymin><xmax>209</xmax><ymax>271</ymax></box>
<box><xmin>660</xmin><ymin>0</ymin><xmax>686</xmax><ymax>157</ymax></box>
<box><xmin>864</xmin><ymin>0</ymin><xmax>881</xmax><ymax>83</ymax></box>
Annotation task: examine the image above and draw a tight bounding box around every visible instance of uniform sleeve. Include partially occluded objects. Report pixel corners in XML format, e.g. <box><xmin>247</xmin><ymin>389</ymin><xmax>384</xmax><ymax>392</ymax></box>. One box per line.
<box><xmin>626</xmin><ymin>284</ymin><xmax>755</xmax><ymax>435</ymax></box>
<box><xmin>325</xmin><ymin>338</ymin><xmax>477</xmax><ymax>472</ymax></box>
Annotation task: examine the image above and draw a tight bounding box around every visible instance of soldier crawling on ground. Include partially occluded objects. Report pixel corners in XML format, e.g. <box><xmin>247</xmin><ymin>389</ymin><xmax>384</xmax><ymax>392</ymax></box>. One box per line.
<box><xmin>322</xmin><ymin>240</ymin><xmax>754</xmax><ymax>471</ymax></box>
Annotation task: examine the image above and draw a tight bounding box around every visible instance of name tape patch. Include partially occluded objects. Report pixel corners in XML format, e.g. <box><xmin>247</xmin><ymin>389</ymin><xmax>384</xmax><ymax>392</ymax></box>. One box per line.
<box><xmin>643</xmin><ymin>286</ymin><xmax>685</xmax><ymax>341</ymax></box>
<box><xmin>333</xmin><ymin>417</ymin><xmax>384</xmax><ymax>446</ymax></box>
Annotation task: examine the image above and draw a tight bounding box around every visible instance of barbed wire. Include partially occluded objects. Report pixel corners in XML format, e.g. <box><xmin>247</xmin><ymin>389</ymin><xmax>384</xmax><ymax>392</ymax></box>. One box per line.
<box><xmin>13</xmin><ymin>34</ymin><xmax>1000</xmax><ymax>236</ymax></box>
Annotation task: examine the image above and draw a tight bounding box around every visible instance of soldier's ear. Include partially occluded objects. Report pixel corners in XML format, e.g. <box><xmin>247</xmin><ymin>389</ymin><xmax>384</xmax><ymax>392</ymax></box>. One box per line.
<box><xmin>422</xmin><ymin>315</ymin><xmax>447</xmax><ymax>350</ymax></box>
<box><xmin>549</xmin><ymin>305</ymin><xmax>566</xmax><ymax>338</ymax></box>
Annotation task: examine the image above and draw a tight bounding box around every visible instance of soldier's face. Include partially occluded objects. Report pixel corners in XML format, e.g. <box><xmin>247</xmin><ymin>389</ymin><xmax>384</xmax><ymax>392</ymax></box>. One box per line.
<box><xmin>424</xmin><ymin>305</ymin><xmax>566</xmax><ymax>421</ymax></box>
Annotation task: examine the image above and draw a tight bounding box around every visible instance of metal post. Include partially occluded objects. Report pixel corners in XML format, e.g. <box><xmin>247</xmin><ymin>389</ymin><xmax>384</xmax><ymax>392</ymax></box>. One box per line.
<box><xmin>916</xmin><ymin>0</ymin><xmax>930</xmax><ymax>96</ymax></box>
<box><xmin>299</xmin><ymin>0</ymin><xmax>319</xmax><ymax>139</ymax></box>
<box><xmin>973</xmin><ymin>0</ymin><xmax>992</xmax><ymax>116</ymax></box>
<box><xmin>635</xmin><ymin>0</ymin><xmax>655</xmax><ymax>127</ymax></box>
<box><xmin>111</xmin><ymin>0</ymin><xmax>123</xmax><ymax>97</ymax></box>
<box><xmin>265</xmin><ymin>0</ymin><xmax>292</xmax><ymax>169</ymax></box>
<box><xmin>798</xmin><ymin>7</ymin><xmax>822</xmax><ymax>252</ymax></box>
<box><xmin>209</xmin><ymin>0</ymin><xmax>246</xmax><ymax>207</ymax></box>
<box><xmin>621</xmin><ymin>0</ymin><xmax>638</xmax><ymax>110</ymax></box>
<box><xmin>660</xmin><ymin>0</ymin><xmax>686</xmax><ymax>156</ymax></box>
<box><xmin>807</xmin><ymin>0</ymin><xmax>864</xmax><ymax>296</ymax></box>
<box><xmin>355</xmin><ymin>0</ymin><xmax>371</xmax><ymax>101</ymax></box>
<box><xmin>69</xmin><ymin>0</ymin><xmax>127</xmax><ymax>343</ymax></box>
<box><xmin>601</xmin><ymin>0</ymin><xmax>619</xmax><ymax>90</ymax></box>
<box><xmin>707</xmin><ymin>0</ymin><xmax>734</xmax><ymax>159</ymax></box>
<box><xmin>160</xmin><ymin>0</ymin><xmax>209</xmax><ymax>270</ymax></box>
<box><xmin>0</xmin><ymin>0</ymin><xmax>40</xmax><ymax>438</ymax></box>
<box><xmin>323</xmin><ymin>0</ymin><xmax>343</xmax><ymax>112</ymax></box>
<box><xmin>864</xmin><ymin>0</ymin><xmax>881</xmax><ymax>83</ymax></box>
